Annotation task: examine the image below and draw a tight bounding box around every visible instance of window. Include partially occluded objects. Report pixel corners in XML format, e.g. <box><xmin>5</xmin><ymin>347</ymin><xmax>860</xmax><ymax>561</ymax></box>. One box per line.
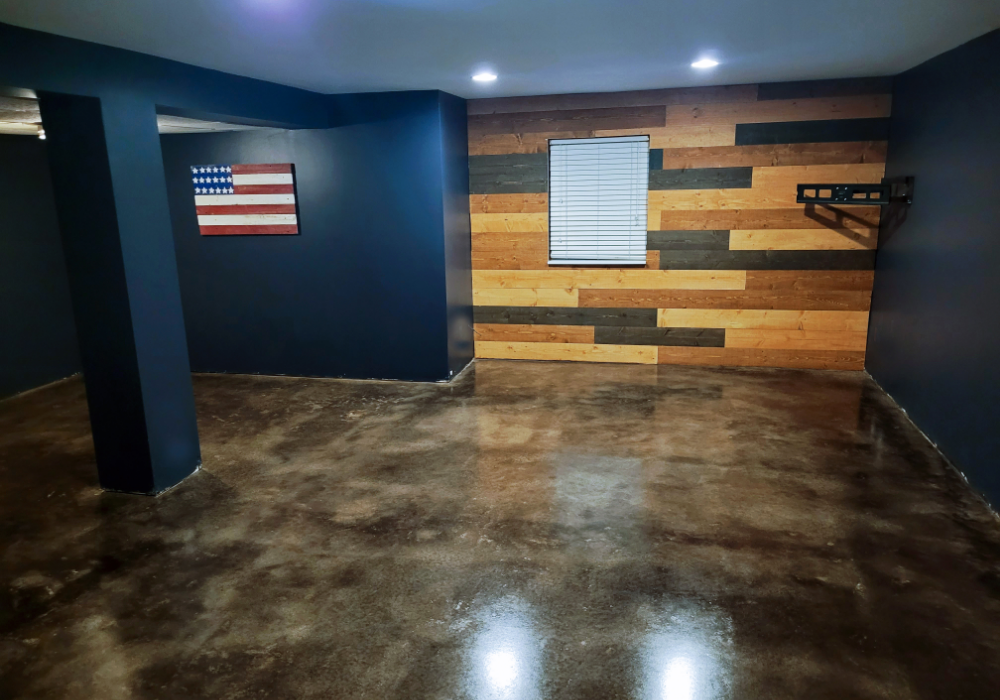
<box><xmin>548</xmin><ymin>135</ymin><xmax>649</xmax><ymax>266</ymax></box>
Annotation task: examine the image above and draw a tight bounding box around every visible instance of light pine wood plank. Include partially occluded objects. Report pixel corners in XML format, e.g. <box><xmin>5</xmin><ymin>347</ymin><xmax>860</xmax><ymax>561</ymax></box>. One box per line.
<box><xmin>646</xmin><ymin>250</ymin><xmax>660</xmax><ymax>269</ymax></box>
<box><xmin>473</xmin><ymin>323</ymin><xmax>595</xmax><ymax>344</ymax></box>
<box><xmin>729</xmin><ymin>229</ymin><xmax>877</xmax><ymax>250</ymax></box>
<box><xmin>657</xmin><ymin>309</ymin><xmax>870</xmax><ymax>331</ymax></box>
<box><xmin>751</xmin><ymin>163</ymin><xmax>886</xmax><ymax>189</ymax></box>
<box><xmin>593</xmin><ymin>125</ymin><xmax>737</xmax><ymax>148</ymax></box>
<box><xmin>725</xmin><ymin>328</ymin><xmax>868</xmax><ymax>351</ymax></box>
<box><xmin>472</xmin><ymin>270</ymin><xmax>747</xmax><ymax>291</ymax></box>
<box><xmin>470</xmin><ymin>194</ymin><xmax>548</xmax><ymax>214</ymax></box>
<box><xmin>476</xmin><ymin>341</ymin><xmax>658</xmax><ymax>364</ymax></box>
<box><xmin>664</xmin><ymin>95</ymin><xmax>892</xmax><ymax>127</ymax></box>
<box><xmin>473</xmin><ymin>288</ymin><xmax>579</xmax><ymax>307</ymax></box>
<box><xmin>471</xmin><ymin>213</ymin><xmax>548</xmax><ymax>233</ymax></box>
<box><xmin>467</xmin><ymin>85</ymin><xmax>758</xmax><ymax>115</ymax></box>
<box><xmin>658</xmin><ymin>142</ymin><xmax>887</xmax><ymax>169</ymax></box>
<box><xmin>656</xmin><ymin>346</ymin><xmax>865</xmax><ymax>370</ymax></box>
<box><xmin>648</xmin><ymin>163</ymin><xmax>885</xmax><ymax>211</ymax></box>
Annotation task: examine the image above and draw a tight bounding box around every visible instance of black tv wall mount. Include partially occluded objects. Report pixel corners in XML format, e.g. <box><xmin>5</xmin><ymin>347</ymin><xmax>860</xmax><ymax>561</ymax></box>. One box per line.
<box><xmin>796</xmin><ymin>177</ymin><xmax>914</xmax><ymax>206</ymax></box>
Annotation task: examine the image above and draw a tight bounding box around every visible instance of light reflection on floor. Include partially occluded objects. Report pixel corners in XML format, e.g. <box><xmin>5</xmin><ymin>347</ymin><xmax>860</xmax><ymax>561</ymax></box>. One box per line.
<box><xmin>640</xmin><ymin>599</ymin><xmax>734</xmax><ymax>700</ymax></box>
<box><xmin>465</xmin><ymin>596</ymin><xmax>543</xmax><ymax>700</ymax></box>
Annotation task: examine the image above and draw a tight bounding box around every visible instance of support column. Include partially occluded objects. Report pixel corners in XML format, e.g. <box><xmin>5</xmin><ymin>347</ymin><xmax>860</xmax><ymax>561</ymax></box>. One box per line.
<box><xmin>38</xmin><ymin>92</ymin><xmax>200</xmax><ymax>494</ymax></box>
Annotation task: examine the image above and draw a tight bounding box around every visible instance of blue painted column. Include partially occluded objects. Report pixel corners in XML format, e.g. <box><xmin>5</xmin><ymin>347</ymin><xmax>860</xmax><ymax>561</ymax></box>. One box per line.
<box><xmin>38</xmin><ymin>92</ymin><xmax>201</xmax><ymax>494</ymax></box>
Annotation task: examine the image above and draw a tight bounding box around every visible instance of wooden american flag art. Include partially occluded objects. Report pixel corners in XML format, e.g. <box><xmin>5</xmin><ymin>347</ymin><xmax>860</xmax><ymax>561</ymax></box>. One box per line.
<box><xmin>191</xmin><ymin>163</ymin><xmax>298</xmax><ymax>235</ymax></box>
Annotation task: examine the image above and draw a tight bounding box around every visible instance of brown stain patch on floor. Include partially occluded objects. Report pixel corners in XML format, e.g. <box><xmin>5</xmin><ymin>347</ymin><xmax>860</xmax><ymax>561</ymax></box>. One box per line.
<box><xmin>1</xmin><ymin>360</ymin><xmax>999</xmax><ymax>699</ymax></box>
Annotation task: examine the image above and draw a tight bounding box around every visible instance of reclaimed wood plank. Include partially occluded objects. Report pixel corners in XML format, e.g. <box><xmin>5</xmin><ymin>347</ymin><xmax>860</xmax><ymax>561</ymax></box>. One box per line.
<box><xmin>660</xmin><ymin>207</ymin><xmax>880</xmax><ymax>231</ymax></box>
<box><xmin>473</xmin><ymin>306</ymin><xmax>659</xmax><ymax>326</ymax></box>
<box><xmin>657</xmin><ymin>249</ymin><xmax>876</xmax><ymax>270</ymax></box>
<box><xmin>472</xmin><ymin>288</ymin><xmax>579</xmax><ymax>307</ymax></box>
<box><xmin>469</xmin><ymin>105</ymin><xmax>665</xmax><ymax>136</ymax></box>
<box><xmin>472</xmin><ymin>269</ymin><xmax>746</xmax><ymax>290</ymax></box>
<box><xmin>666</xmin><ymin>96</ymin><xmax>891</xmax><ymax>127</ymax></box>
<box><xmin>656</xmin><ymin>346</ymin><xmax>865</xmax><ymax>370</ymax></box>
<box><xmin>467</xmin><ymin>85</ymin><xmax>758</xmax><ymax>115</ymax></box>
<box><xmin>730</xmin><ymin>229</ymin><xmax>877</xmax><ymax>250</ymax></box>
<box><xmin>471</xmin><ymin>213</ymin><xmax>549</xmax><ymax>232</ymax></box>
<box><xmin>475</xmin><ymin>341</ymin><xmax>658</xmax><ymax>364</ymax></box>
<box><xmin>656</xmin><ymin>309</ymin><xmax>870</xmax><ymax>332</ymax></box>
<box><xmin>658</xmin><ymin>142</ymin><xmax>887</xmax><ymax>169</ymax></box>
<box><xmin>725</xmin><ymin>328</ymin><xmax>868</xmax><ymax>351</ymax></box>
<box><xmin>470</xmin><ymin>193</ymin><xmax>548</xmax><ymax>214</ymax></box>
<box><xmin>594</xmin><ymin>326</ymin><xmax>725</xmax><ymax>347</ymax></box>
<box><xmin>649</xmin><ymin>167</ymin><xmax>753</xmax><ymax>190</ymax></box>
<box><xmin>578</xmin><ymin>288</ymin><xmax>872</xmax><ymax>311</ymax></box>
<box><xmin>473</xmin><ymin>323</ymin><xmax>595</xmax><ymax>344</ymax></box>
<box><xmin>647</xmin><ymin>230</ymin><xmax>730</xmax><ymax>250</ymax></box>
<box><xmin>469</xmin><ymin>154</ymin><xmax>548</xmax><ymax>194</ymax></box>
<box><xmin>735</xmin><ymin>118</ymin><xmax>891</xmax><ymax>145</ymax></box>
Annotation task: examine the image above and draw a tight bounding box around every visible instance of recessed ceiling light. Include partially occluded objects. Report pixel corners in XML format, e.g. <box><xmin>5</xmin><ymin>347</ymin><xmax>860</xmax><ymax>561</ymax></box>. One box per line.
<box><xmin>473</xmin><ymin>72</ymin><xmax>498</xmax><ymax>82</ymax></box>
<box><xmin>691</xmin><ymin>58</ymin><xmax>719</xmax><ymax>69</ymax></box>
<box><xmin>37</xmin><ymin>126</ymin><xmax>45</xmax><ymax>140</ymax></box>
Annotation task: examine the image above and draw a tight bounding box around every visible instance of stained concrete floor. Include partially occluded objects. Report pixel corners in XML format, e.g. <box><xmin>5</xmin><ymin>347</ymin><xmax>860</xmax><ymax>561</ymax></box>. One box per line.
<box><xmin>1</xmin><ymin>360</ymin><xmax>1000</xmax><ymax>699</ymax></box>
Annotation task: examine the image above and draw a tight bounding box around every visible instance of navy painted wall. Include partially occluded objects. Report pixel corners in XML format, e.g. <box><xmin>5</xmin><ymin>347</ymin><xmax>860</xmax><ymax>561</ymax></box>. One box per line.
<box><xmin>867</xmin><ymin>30</ymin><xmax>1000</xmax><ymax>505</ymax></box>
<box><xmin>0</xmin><ymin>135</ymin><xmax>80</xmax><ymax>398</ymax></box>
<box><xmin>162</xmin><ymin>91</ymin><xmax>472</xmax><ymax>382</ymax></box>
<box><xmin>438</xmin><ymin>91</ymin><xmax>474</xmax><ymax>376</ymax></box>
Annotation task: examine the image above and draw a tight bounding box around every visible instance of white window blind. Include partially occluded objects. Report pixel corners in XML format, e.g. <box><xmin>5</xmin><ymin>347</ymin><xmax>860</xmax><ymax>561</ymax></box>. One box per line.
<box><xmin>548</xmin><ymin>135</ymin><xmax>649</xmax><ymax>265</ymax></box>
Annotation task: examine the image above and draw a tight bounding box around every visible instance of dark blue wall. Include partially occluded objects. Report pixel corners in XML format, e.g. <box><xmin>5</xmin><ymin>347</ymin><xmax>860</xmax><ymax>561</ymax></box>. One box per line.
<box><xmin>867</xmin><ymin>29</ymin><xmax>1000</xmax><ymax>505</ymax></box>
<box><xmin>0</xmin><ymin>135</ymin><xmax>80</xmax><ymax>398</ymax></box>
<box><xmin>161</xmin><ymin>91</ymin><xmax>472</xmax><ymax>382</ymax></box>
<box><xmin>438</xmin><ymin>91</ymin><xmax>474</xmax><ymax>376</ymax></box>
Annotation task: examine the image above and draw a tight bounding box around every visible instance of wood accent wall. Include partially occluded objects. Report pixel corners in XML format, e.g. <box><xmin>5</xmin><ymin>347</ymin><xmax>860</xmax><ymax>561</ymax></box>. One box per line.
<box><xmin>468</xmin><ymin>78</ymin><xmax>891</xmax><ymax>370</ymax></box>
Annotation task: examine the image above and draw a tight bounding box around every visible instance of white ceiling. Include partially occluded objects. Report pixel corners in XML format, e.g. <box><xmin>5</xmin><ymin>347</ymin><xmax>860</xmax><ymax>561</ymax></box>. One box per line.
<box><xmin>0</xmin><ymin>96</ymin><xmax>277</xmax><ymax>136</ymax></box>
<box><xmin>1</xmin><ymin>1</ymin><xmax>999</xmax><ymax>99</ymax></box>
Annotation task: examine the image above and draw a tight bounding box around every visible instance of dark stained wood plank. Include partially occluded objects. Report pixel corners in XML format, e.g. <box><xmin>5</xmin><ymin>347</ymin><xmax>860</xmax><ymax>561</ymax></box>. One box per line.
<box><xmin>473</xmin><ymin>306</ymin><xmax>658</xmax><ymax>327</ymax></box>
<box><xmin>649</xmin><ymin>148</ymin><xmax>663</xmax><ymax>170</ymax></box>
<box><xmin>757</xmin><ymin>78</ymin><xmax>894</xmax><ymax>101</ymax></box>
<box><xmin>469</xmin><ymin>154</ymin><xmax>548</xmax><ymax>194</ymax></box>
<box><xmin>578</xmin><ymin>289</ymin><xmax>872</xmax><ymax>311</ymax></box>
<box><xmin>735</xmin><ymin>118</ymin><xmax>891</xmax><ymax>145</ymax></box>
<box><xmin>467</xmin><ymin>85</ymin><xmax>758</xmax><ymax>115</ymax></box>
<box><xmin>659</xmin><ymin>142</ymin><xmax>887</xmax><ymax>169</ymax></box>
<box><xmin>658</xmin><ymin>250</ymin><xmax>876</xmax><ymax>271</ymax></box>
<box><xmin>594</xmin><ymin>326</ymin><xmax>725</xmax><ymax>347</ymax></box>
<box><xmin>660</xmin><ymin>207</ymin><xmax>881</xmax><ymax>231</ymax></box>
<box><xmin>649</xmin><ymin>167</ymin><xmax>753</xmax><ymax>190</ymax></box>
<box><xmin>647</xmin><ymin>230</ymin><xmax>730</xmax><ymax>251</ymax></box>
<box><xmin>468</xmin><ymin>106</ymin><xmax>665</xmax><ymax>136</ymax></box>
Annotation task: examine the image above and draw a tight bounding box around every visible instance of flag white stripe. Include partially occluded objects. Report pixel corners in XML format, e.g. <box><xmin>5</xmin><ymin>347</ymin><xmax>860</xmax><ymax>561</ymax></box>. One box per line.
<box><xmin>194</xmin><ymin>194</ymin><xmax>295</xmax><ymax>205</ymax></box>
<box><xmin>231</xmin><ymin>173</ymin><xmax>294</xmax><ymax>186</ymax></box>
<box><xmin>197</xmin><ymin>214</ymin><xmax>299</xmax><ymax>225</ymax></box>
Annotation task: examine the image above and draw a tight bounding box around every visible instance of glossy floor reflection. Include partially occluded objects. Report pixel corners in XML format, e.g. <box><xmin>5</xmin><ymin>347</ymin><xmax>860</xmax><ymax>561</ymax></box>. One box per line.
<box><xmin>2</xmin><ymin>360</ymin><xmax>1000</xmax><ymax>699</ymax></box>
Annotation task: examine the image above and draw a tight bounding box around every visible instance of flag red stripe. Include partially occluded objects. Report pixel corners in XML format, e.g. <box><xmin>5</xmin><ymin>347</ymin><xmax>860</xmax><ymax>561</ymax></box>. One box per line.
<box><xmin>234</xmin><ymin>184</ymin><xmax>295</xmax><ymax>194</ymax></box>
<box><xmin>231</xmin><ymin>163</ymin><xmax>293</xmax><ymax>174</ymax></box>
<box><xmin>196</xmin><ymin>205</ymin><xmax>297</xmax><ymax>215</ymax></box>
<box><xmin>199</xmin><ymin>225</ymin><xmax>299</xmax><ymax>236</ymax></box>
